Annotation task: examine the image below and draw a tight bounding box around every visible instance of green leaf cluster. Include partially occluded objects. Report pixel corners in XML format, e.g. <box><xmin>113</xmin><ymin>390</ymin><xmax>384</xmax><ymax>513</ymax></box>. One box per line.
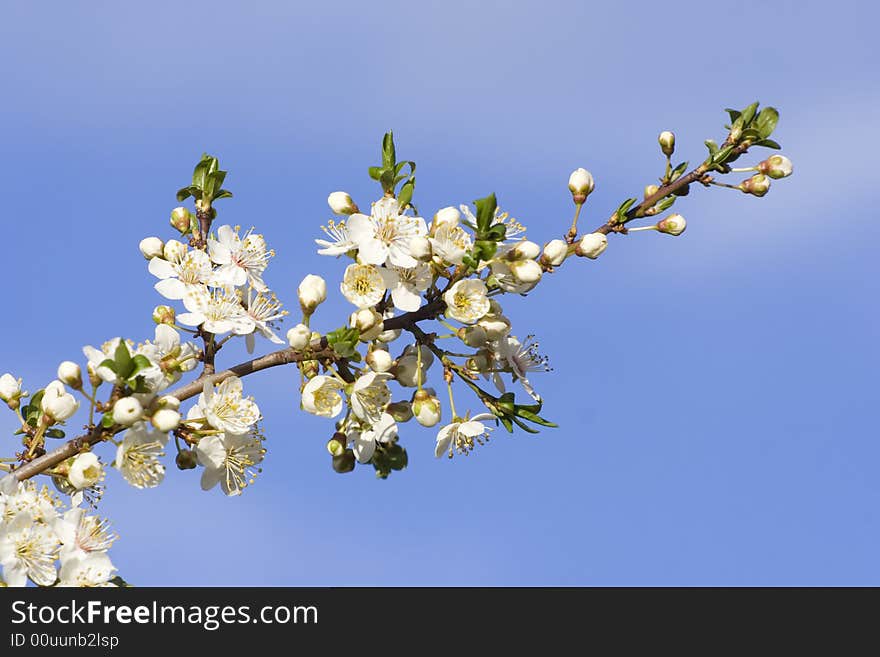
<box><xmin>97</xmin><ymin>340</ymin><xmax>155</xmax><ymax>393</ymax></box>
<box><xmin>325</xmin><ymin>327</ymin><xmax>362</xmax><ymax>362</ymax></box>
<box><xmin>706</xmin><ymin>102</ymin><xmax>782</xmax><ymax>171</ymax></box>
<box><xmin>368</xmin><ymin>131</ymin><xmax>416</xmax><ymax>208</ymax></box>
<box><xmin>176</xmin><ymin>154</ymin><xmax>233</xmax><ymax>205</ymax></box>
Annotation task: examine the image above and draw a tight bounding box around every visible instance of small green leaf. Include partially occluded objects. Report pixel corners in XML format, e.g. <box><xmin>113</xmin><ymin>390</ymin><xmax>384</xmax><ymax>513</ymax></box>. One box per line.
<box><xmin>101</xmin><ymin>414</ymin><xmax>115</xmax><ymax>428</ymax></box>
<box><xmin>705</xmin><ymin>139</ymin><xmax>719</xmax><ymax>156</ymax></box>
<box><xmin>114</xmin><ymin>341</ymin><xmax>133</xmax><ymax>379</ymax></box>
<box><xmin>754</xmin><ymin>107</ymin><xmax>779</xmax><ymax>139</ymax></box>
<box><xmin>670</xmin><ymin>161</ymin><xmax>689</xmax><ymax>182</ymax></box>
<box><xmin>740</xmin><ymin>101</ymin><xmax>760</xmax><ymax>127</ymax></box>
<box><xmin>397</xmin><ymin>179</ymin><xmax>414</xmax><ymax>209</ymax></box>
<box><xmin>474</xmin><ymin>193</ymin><xmax>498</xmax><ymax>234</ymax></box>
<box><xmin>45</xmin><ymin>428</ymin><xmax>66</xmax><ymax>439</ymax></box>
<box><xmin>516</xmin><ymin>408</ymin><xmax>558</xmax><ymax>427</ymax></box>
<box><xmin>382</xmin><ymin>131</ymin><xmax>396</xmax><ymax>169</ymax></box>
<box><xmin>511</xmin><ymin>416</ymin><xmax>541</xmax><ymax>434</ymax></box>
<box><xmin>97</xmin><ymin>358</ymin><xmax>117</xmax><ymax>374</ymax></box>
<box><xmin>755</xmin><ymin>138</ymin><xmax>781</xmax><ymax>150</ymax></box>
<box><xmin>724</xmin><ymin>108</ymin><xmax>741</xmax><ymax>124</ymax></box>
<box><xmin>212</xmin><ymin>189</ymin><xmax>233</xmax><ymax>201</ymax></box>
<box><xmin>484</xmin><ymin>223</ymin><xmax>507</xmax><ymax>243</ymax></box>
<box><xmin>176</xmin><ymin>187</ymin><xmax>194</xmax><ymax>202</ymax></box>
<box><xmin>499</xmin><ymin>415</ymin><xmax>514</xmax><ymax>433</ymax></box>
<box><xmin>654</xmin><ymin>196</ymin><xmax>676</xmax><ymax>213</ymax></box>
<box><xmin>379</xmin><ymin>168</ymin><xmax>395</xmax><ymax>192</ymax></box>
<box><xmin>368</xmin><ymin>166</ymin><xmax>383</xmax><ymax>181</ymax></box>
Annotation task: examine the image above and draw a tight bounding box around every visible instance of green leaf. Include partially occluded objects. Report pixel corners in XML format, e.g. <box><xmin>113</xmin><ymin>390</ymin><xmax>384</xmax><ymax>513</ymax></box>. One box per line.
<box><xmin>45</xmin><ymin>428</ymin><xmax>65</xmax><ymax>439</ymax></box>
<box><xmin>516</xmin><ymin>408</ymin><xmax>558</xmax><ymax>427</ymax></box>
<box><xmin>724</xmin><ymin>108</ymin><xmax>741</xmax><ymax>124</ymax></box>
<box><xmin>755</xmin><ymin>138</ymin><xmax>781</xmax><ymax>150</ymax></box>
<box><xmin>754</xmin><ymin>107</ymin><xmax>779</xmax><ymax>139</ymax></box>
<box><xmin>474</xmin><ymin>193</ymin><xmax>498</xmax><ymax>234</ymax></box>
<box><xmin>713</xmin><ymin>144</ymin><xmax>735</xmax><ymax>164</ymax></box>
<box><xmin>705</xmin><ymin>139</ymin><xmax>719</xmax><ymax>156</ymax></box>
<box><xmin>669</xmin><ymin>161</ymin><xmax>689</xmax><ymax>182</ymax></box>
<box><xmin>654</xmin><ymin>196</ymin><xmax>676</xmax><ymax>213</ymax></box>
<box><xmin>499</xmin><ymin>415</ymin><xmax>514</xmax><ymax>433</ymax></box>
<box><xmin>101</xmin><ymin>413</ymin><xmax>115</xmax><ymax>428</ymax></box>
<box><xmin>379</xmin><ymin>168</ymin><xmax>395</xmax><ymax>192</ymax></box>
<box><xmin>114</xmin><ymin>341</ymin><xmax>133</xmax><ymax>379</ymax></box>
<box><xmin>212</xmin><ymin>189</ymin><xmax>233</xmax><ymax>201</ymax></box>
<box><xmin>368</xmin><ymin>166</ymin><xmax>383</xmax><ymax>181</ymax></box>
<box><xmin>97</xmin><ymin>358</ymin><xmax>117</xmax><ymax>374</ymax></box>
<box><xmin>130</xmin><ymin>355</ymin><xmax>153</xmax><ymax>377</ymax></box>
<box><xmin>397</xmin><ymin>179</ymin><xmax>414</xmax><ymax>209</ymax></box>
<box><xmin>740</xmin><ymin>101</ymin><xmax>760</xmax><ymax>127</ymax></box>
<box><xmin>511</xmin><ymin>416</ymin><xmax>540</xmax><ymax>434</ymax></box>
<box><xmin>382</xmin><ymin>131</ymin><xmax>396</xmax><ymax>169</ymax></box>
<box><xmin>473</xmin><ymin>240</ymin><xmax>498</xmax><ymax>263</ymax></box>
<box><xmin>614</xmin><ymin>197</ymin><xmax>638</xmax><ymax>222</ymax></box>
<box><xmin>484</xmin><ymin>223</ymin><xmax>507</xmax><ymax>243</ymax></box>
<box><xmin>176</xmin><ymin>186</ymin><xmax>194</xmax><ymax>202</ymax></box>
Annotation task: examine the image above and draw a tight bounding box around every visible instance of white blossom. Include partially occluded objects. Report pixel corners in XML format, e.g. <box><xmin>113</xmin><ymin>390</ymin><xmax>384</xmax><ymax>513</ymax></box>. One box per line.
<box><xmin>301</xmin><ymin>375</ymin><xmax>345</xmax><ymax>418</ymax></box>
<box><xmin>150</xmin><ymin>408</ymin><xmax>180</xmax><ymax>433</ymax></box>
<box><xmin>341</xmin><ymin>263</ymin><xmax>386</xmax><ymax>309</ymax></box>
<box><xmin>435</xmin><ymin>414</ymin><xmax>496</xmax><ymax>459</ymax></box>
<box><xmin>576</xmin><ymin>232</ymin><xmax>608</xmax><ymax>259</ymax></box>
<box><xmin>192</xmin><ymin>376</ymin><xmax>261</xmax><ymax>435</ymax></box>
<box><xmin>207</xmin><ymin>225</ymin><xmax>271</xmax><ymax>292</ymax></box>
<box><xmin>350</xmin><ymin>372</ymin><xmax>392</xmax><ymax>425</ymax></box>
<box><xmin>195</xmin><ymin>431</ymin><xmax>265</xmax><ymax>496</ymax></box>
<box><xmin>443</xmin><ymin>279</ymin><xmax>490</xmax><ymax>324</ymax></box>
<box><xmin>83</xmin><ymin>338</ymin><xmax>127</xmax><ymax>385</ymax></box>
<box><xmin>243</xmin><ymin>289</ymin><xmax>286</xmax><ymax>353</ymax></box>
<box><xmin>352</xmin><ymin>412</ymin><xmax>397</xmax><ymax>463</ymax></box>
<box><xmin>298</xmin><ymin>274</ymin><xmax>328</xmax><ymax>310</ymax></box>
<box><xmin>327</xmin><ymin>191</ymin><xmax>358</xmax><ymax>215</ymax></box>
<box><xmin>113</xmin><ymin>423</ymin><xmax>169</xmax><ymax>489</ymax></box>
<box><xmin>568</xmin><ymin>167</ymin><xmax>595</xmax><ymax>196</ymax></box>
<box><xmin>57</xmin><ymin>552</ymin><xmax>116</xmax><ymax>587</ymax></box>
<box><xmin>493</xmin><ymin>335</ymin><xmax>550</xmax><ymax>402</ymax></box>
<box><xmin>148</xmin><ymin>247</ymin><xmax>214</xmax><ymax>300</ymax></box>
<box><xmin>112</xmin><ymin>397</ymin><xmax>143</xmax><ymax>426</ymax></box>
<box><xmin>57</xmin><ymin>361</ymin><xmax>82</xmax><ymax>389</ymax></box>
<box><xmin>286</xmin><ymin>323</ymin><xmax>312</xmax><ymax>351</ymax></box>
<box><xmin>429</xmin><ymin>224</ymin><xmax>472</xmax><ymax>266</ymax></box>
<box><xmin>68</xmin><ymin>453</ymin><xmax>104</xmax><ymax>490</ymax></box>
<box><xmin>379</xmin><ymin>263</ymin><xmax>431</xmax><ymax>312</ymax></box>
<box><xmin>41</xmin><ymin>380</ymin><xmax>80</xmax><ymax>422</ymax></box>
<box><xmin>315</xmin><ymin>220</ymin><xmax>356</xmax><ymax>256</ymax></box>
<box><xmin>52</xmin><ymin>507</ymin><xmax>116</xmax><ymax>561</ymax></box>
<box><xmin>542</xmin><ymin>239</ymin><xmax>569</xmax><ymax>266</ymax></box>
<box><xmin>139</xmin><ymin>237</ymin><xmax>164</xmax><ymax>260</ymax></box>
<box><xmin>0</xmin><ymin>513</ymin><xmax>59</xmax><ymax>586</ymax></box>
<box><xmin>137</xmin><ymin>324</ymin><xmax>199</xmax><ymax>389</ymax></box>
<box><xmin>346</xmin><ymin>197</ymin><xmax>428</xmax><ymax>268</ymax></box>
<box><xmin>0</xmin><ymin>373</ymin><xmax>23</xmax><ymax>404</ymax></box>
<box><xmin>178</xmin><ymin>286</ymin><xmax>256</xmax><ymax>336</ymax></box>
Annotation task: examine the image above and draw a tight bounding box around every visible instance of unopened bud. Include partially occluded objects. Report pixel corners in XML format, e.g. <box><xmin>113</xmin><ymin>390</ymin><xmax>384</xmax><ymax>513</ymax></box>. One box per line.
<box><xmin>57</xmin><ymin>361</ymin><xmax>82</xmax><ymax>390</ymax></box>
<box><xmin>411</xmin><ymin>389</ymin><xmax>441</xmax><ymax>427</ymax></box>
<box><xmin>432</xmin><ymin>206</ymin><xmax>461</xmax><ymax>232</ymax></box>
<box><xmin>477</xmin><ymin>316</ymin><xmax>510</xmax><ymax>341</ymax></box>
<box><xmin>155</xmin><ymin>395</ymin><xmax>180</xmax><ymax>410</ymax></box>
<box><xmin>298</xmin><ymin>274</ymin><xmax>327</xmax><ymax>312</ymax></box>
<box><xmin>568</xmin><ymin>168</ymin><xmax>595</xmax><ymax>204</ymax></box>
<box><xmin>508</xmin><ymin>258</ymin><xmax>543</xmax><ymax>284</ymax></box>
<box><xmin>170</xmin><ymin>207</ymin><xmax>192</xmax><ymax>234</ymax></box>
<box><xmin>332</xmin><ymin>449</ymin><xmax>356</xmax><ymax>473</ymax></box>
<box><xmin>575</xmin><ymin>232</ymin><xmax>608</xmax><ymax>259</ymax></box>
<box><xmin>327</xmin><ymin>191</ymin><xmax>359</xmax><ymax>215</ymax></box>
<box><xmin>139</xmin><ymin>237</ymin><xmax>165</xmax><ymax>260</ymax></box>
<box><xmin>327</xmin><ymin>432</ymin><xmax>347</xmax><ymax>456</ymax></box>
<box><xmin>385</xmin><ymin>401</ymin><xmax>414</xmax><ymax>423</ymax></box>
<box><xmin>739</xmin><ymin>173</ymin><xmax>771</xmax><ymax>197</ymax></box>
<box><xmin>758</xmin><ymin>154</ymin><xmax>793</xmax><ymax>179</ymax></box>
<box><xmin>286</xmin><ymin>323</ymin><xmax>312</xmax><ymax>351</ymax></box>
<box><xmin>0</xmin><ymin>373</ymin><xmax>24</xmax><ymax>408</ymax></box>
<box><xmin>505</xmin><ymin>240</ymin><xmax>540</xmax><ymax>261</ymax></box>
<box><xmin>163</xmin><ymin>239</ymin><xmax>186</xmax><ymax>262</ymax></box>
<box><xmin>366</xmin><ymin>349</ymin><xmax>393</xmax><ymax>373</ymax></box>
<box><xmin>349</xmin><ymin>308</ymin><xmax>383</xmax><ymax>341</ymax></box>
<box><xmin>176</xmin><ymin>449</ymin><xmax>198</xmax><ymax>470</ymax></box>
<box><xmin>86</xmin><ymin>364</ymin><xmax>102</xmax><ymax>388</ymax></box>
<box><xmin>409</xmin><ymin>235</ymin><xmax>432</xmax><ymax>261</ymax></box>
<box><xmin>112</xmin><ymin>397</ymin><xmax>143</xmax><ymax>426</ymax></box>
<box><xmin>151</xmin><ymin>408</ymin><xmax>181</xmax><ymax>432</ymax></box>
<box><xmin>467</xmin><ymin>350</ymin><xmax>493</xmax><ymax>374</ymax></box>
<box><xmin>644</xmin><ymin>184</ymin><xmax>660</xmax><ymax>200</ymax></box>
<box><xmin>658</xmin><ymin>131</ymin><xmax>675</xmax><ymax>157</ymax></box>
<box><xmin>152</xmin><ymin>305</ymin><xmax>176</xmax><ymax>325</ymax></box>
<box><xmin>458</xmin><ymin>325</ymin><xmax>488</xmax><ymax>348</ymax></box>
<box><xmin>541</xmin><ymin>239</ymin><xmax>568</xmax><ymax>267</ymax></box>
<box><xmin>68</xmin><ymin>452</ymin><xmax>103</xmax><ymax>490</ymax></box>
<box><xmin>657</xmin><ymin>213</ymin><xmax>687</xmax><ymax>236</ymax></box>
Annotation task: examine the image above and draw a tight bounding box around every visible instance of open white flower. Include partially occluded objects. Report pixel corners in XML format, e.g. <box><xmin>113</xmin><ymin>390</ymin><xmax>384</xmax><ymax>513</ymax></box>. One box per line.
<box><xmin>341</xmin><ymin>263</ymin><xmax>386</xmax><ymax>309</ymax></box>
<box><xmin>352</xmin><ymin>412</ymin><xmax>398</xmax><ymax>463</ymax></box>
<box><xmin>315</xmin><ymin>219</ymin><xmax>356</xmax><ymax>256</ymax></box>
<box><xmin>148</xmin><ymin>248</ymin><xmax>214</xmax><ymax>300</ymax></box>
<box><xmin>435</xmin><ymin>414</ymin><xmax>496</xmax><ymax>459</ymax></box>
<box><xmin>178</xmin><ymin>286</ymin><xmax>256</xmax><ymax>336</ymax></box>
<box><xmin>429</xmin><ymin>224</ymin><xmax>473</xmax><ymax>266</ymax></box>
<box><xmin>83</xmin><ymin>338</ymin><xmax>127</xmax><ymax>385</ymax></box>
<box><xmin>443</xmin><ymin>279</ymin><xmax>490</xmax><ymax>324</ymax></box>
<box><xmin>350</xmin><ymin>372</ymin><xmax>392</xmax><ymax>425</ymax></box>
<box><xmin>137</xmin><ymin>324</ymin><xmax>199</xmax><ymax>389</ymax></box>
<box><xmin>208</xmin><ymin>225</ymin><xmax>271</xmax><ymax>292</ymax></box>
<box><xmin>379</xmin><ymin>263</ymin><xmax>431</xmax><ymax>312</ymax></box>
<box><xmin>68</xmin><ymin>452</ymin><xmax>104</xmax><ymax>490</ymax></box>
<box><xmin>57</xmin><ymin>552</ymin><xmax>116</xmax><ymax>587</ymax></box>
<box><xmin>0</xmin><ymin>513</ymin><xmax>60</xmax><ymax>586</ymax></box>
<box><xmin>195</xmin><ymin>431</ymin><xmax>265</xmax><ymax>496</ymax></box>
<box><xmin>53</xmin><ymin>507</ymin><xmax>116</xmax><ymax>561</ymax></box>
<box><xmin>192</xmin><ymin>376</ymin><xmax>261</xmax><ymax>435</ymax></box>
<box><xmin>301</xmin><ymin>375</ymin><xmax>345</xmax><ymax>418</ymax></box>
<box><xmin>113</xmin><ymin>423</ymin><xmax>169</xmax><ymax>489</ymax></box>
<box><xmin>347</xmin><ymin>197</ymin><xmax>428</xmax><ymax>268</ymax></box>
<box><xmin>493</xmin><ymin>335</ymin><xmax>550</xmax><ymax>402</ymax></box>
<box><xmin>1</xmin><ymin>481</ymin><xmax>60</xmax><ymax>525</ymax></box>
<box><xmin>243</xmin><ymin>289</ymin><xmax>286</xmax><ymax>353</ymax></box>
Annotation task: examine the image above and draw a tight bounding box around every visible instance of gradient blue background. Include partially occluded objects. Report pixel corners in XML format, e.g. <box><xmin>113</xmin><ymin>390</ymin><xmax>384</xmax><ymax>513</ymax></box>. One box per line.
<box><xmin>1</xmin><ymin>1</ymin><xmax>877</xmax><ymax>585</ymax></box>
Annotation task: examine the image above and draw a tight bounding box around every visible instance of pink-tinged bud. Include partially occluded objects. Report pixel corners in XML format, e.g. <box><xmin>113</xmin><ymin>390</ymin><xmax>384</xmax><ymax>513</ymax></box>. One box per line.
<box><xmin>575</xmin><ymin>233</ymin><xmax>608</xmax><ymax>259</ymax></box>
<box><xmin>656</xmin><ymin>213</ymin><xmax>687</xmax><ymax>236</ymax></box>
<box><xmin>327</xmin><ymin>191</ymin><xmax>359</xmax><ymax>215</ymax></box>
<box><xmin>658</xmin><ymin>131</ymin><xmax>675</xmax><ymax>157</ymax></box>
<box><xmin>739</xmin><ymin>173</ymin><xmax>771</xmax><ymax>197</ymax></box>
<box><xmin>139</xmin><ymin>237</ymin><xmax>164</xmax><ymax>260</ymax></box>
<box><xmin>568</xmin><ymin>168</ymin><xmax>595</xmax><ymax>204</ymax></box>
<box><xmin>758</xmin><ymin>154</ymin><xmax>793</xmax><ymax>179</ymax></box>
<box><xmin>170</xmin><ymin>207</ymin><xmax>192</xmax><ymax>233</ymax></box>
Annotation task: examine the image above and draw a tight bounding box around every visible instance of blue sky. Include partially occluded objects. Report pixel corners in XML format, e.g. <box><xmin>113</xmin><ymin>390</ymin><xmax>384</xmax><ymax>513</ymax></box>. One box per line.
<box><xmin>0</xmin><ymin>1</ymin><xmax>877</xmax><ymax>585</ymax></box>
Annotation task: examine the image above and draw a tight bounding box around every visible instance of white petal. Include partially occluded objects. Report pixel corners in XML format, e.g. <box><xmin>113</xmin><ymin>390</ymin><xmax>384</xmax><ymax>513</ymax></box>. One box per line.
<box><xmin>391</xmin><ymin>283</ymin><xmax>422</xmax><ymax>312</ymax></box>
<box><xmin>154</xmin><ymin>278</ymin><xmax>187</xmax><ymax>300</ymax></box>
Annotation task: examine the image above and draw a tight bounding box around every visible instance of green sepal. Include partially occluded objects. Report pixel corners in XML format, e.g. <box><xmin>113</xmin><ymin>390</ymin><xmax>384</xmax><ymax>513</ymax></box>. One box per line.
<box><xmin>101</xmin><ymin>414</ymin><xmax>115</xmax><ymax>428</ymax></box>
<box><xmin>45</xmin><ymin>428</ymin><xmax>65</xmax><ymax>439</ymax></box>
<box><xmin>114</xmin><ymin>341</ymin><xmax>133</xmax><ymax>380</ymax></box>
<box><xmin>511</xmin><ymin>416</ymin><xmax>540</xmax><ymax>434</ymax></box>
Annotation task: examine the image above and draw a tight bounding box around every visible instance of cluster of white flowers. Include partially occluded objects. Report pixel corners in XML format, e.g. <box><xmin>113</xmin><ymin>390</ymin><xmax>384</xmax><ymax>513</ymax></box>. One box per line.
<box><xmin>0</xmin><ymin>480</ymin><xmax>118</xmax><ymax>587</ymax></box>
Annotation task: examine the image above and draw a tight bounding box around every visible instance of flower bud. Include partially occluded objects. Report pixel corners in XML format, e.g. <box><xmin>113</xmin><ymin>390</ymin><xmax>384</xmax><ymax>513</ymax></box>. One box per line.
<box><xmin>575</xmin><ymin>232</ymin><xmax>608</xmax><ymax>259</ymax></box>
<box><xmin>151</xmin><ymin>408</ymin><xmax>181</xmax><ymax>432</ymax></box>
<box><xmin>739</xmin><ymin>173</ymin><xmax>771</xmax><ymax>197</ymax></box>
<box><xmin>0</xmin><ymin>373</ymin><xmax>24</xmax><ymax>408</ymax></box>
<box><xmin>68</xmin><ymin>452</ymin><xmax>103</xmax><ymax>490</ymax></box>
<box><xmin>409</xmin><ymin>235</ymin><xmax>433</xmax><ymax>261</ymax></box>
<box><xmin>411</xmin><ymin>389</ymin><xmax>441</xmax><ymax>427</ymax></box>
<box><xmin>300</xmin><ymin>359</ymin><xmax>320</xmax><ymax>380</ymax></box>
<box><xmin>349</xmin><ymin>308</ymin><xmax>383</xmax><ymax>341</ymax></box>
<box><xmin>366</xmin><ymin>348</ymin><xmax>393</xmax><ymax>373</ymax></box>
<box><xmin>508</xmin><ymin>258</ymin><xmax>543</xmax><ymax>285</ymax></box>
<box><xmin>112</xmin><ymin>397</ymin><xmax>143</xmax><ymax>427</ymax></box>
<box><xmin>385</xmin><ymin>401</ymin><xmax>414</xmax><ymax>423</ymax></box>
<box><xmin>163</xmin><ymin>239</ymin><xmax>186</xmax><ymax>262</ymax></box>
<box><xmin>644</xmin><ymin>184</ymin><xmax>660</xmax><ymax>200</ymax></box>
<box><xmin>152</xmin><ymin>305</ymin><xmax>176</xmax><ymax>325</ymax></box>
<box><xmin>155</xmin><ymin>395</ymin><xmax>180</xmax><ymax>411</ymax></box>
<box><xmin>505</xmin><ymin>240</ymin><xmax>541</xmax><ymax>261</ymax></box>
<box><xmin>57</xmin><ymin>361</ymin><xmax>82</xmax><ymax>390</ymax></box>
<box><xmin>176</xmin><ymin>449</ymin><xmax>198</xmax><ymax>470</ymax></box>
<box><xmin>332</xmin><ymin>449</ymin><xmax>356</xmax><ymax>474</ymax></box>
<box><xmin>658</xmin><ymin>131</ymin><xmax>675</xmax><ymax>157</ymax></box>
<box><xmin>327</xmin><ymin>432</ymin><xmax>346</xmax><ymax>456</ymax></box>
<box><xmin>541</xmin><ymin>239</ymin><xmax>568</xmax><ymax>267</ymax></box>
<box><xmin>758</xmin><ymin>154</ymin><xmax>793</xmax><ymax>179</ymax></box>
<box><xmin>467</xmin><ymin>350</ymin><xmax>493</xmax><ymax>374</ymax></box>
<box><xmin>432</xmin><ymin>206</ymin><xmax>461</xmax><ymax>232</ymax></box>
<box><xmin>86</xmin><ymin>364</ymin><xmax>102</xmax><ymax>389</ymax></box>
<box><xmin>327</xmin><ymin>191</ymin><xmax>359</xmax><ymax>216</ymax></box>
<box><xmin>170</xmin><ymin>207</ymin><xmax>192</xmax><ymax>233</ymax></box>
<box><xmin>139</xmin><ymin>237</ymin><xmax>165</xmax><ymax>260</ymax></box>
<box><xmin>657</xmin><ymin>213</ymin><xmax>687</xmax><ymax>236</ymax></box>
<box><xmin>477</xmin><ymin>315</ymin><xmax>510</xmax><ymax>341</ymax></box>
<box><xmin>298</xmin><ymin>274</ymin><xmax>327</xmax><ymax>312</ymax></box>
<box><xmin>286</xmin><ymin>323</ymin><xmax>312</xmax><ymax>351</ymax></box>
<box><xmin>458</xmin><ymin>325</ymin><xmax>488</xmax><ymax>348</ymax></box>
<box><xmin>41</xmin><ymin>381</ymin><xmax>79</xmax><ymax>421</ymax></box>
<box><xmin>568</xmin><ymin>168</ymin><xmax>595</xmax><ymax>203</ymax></box>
